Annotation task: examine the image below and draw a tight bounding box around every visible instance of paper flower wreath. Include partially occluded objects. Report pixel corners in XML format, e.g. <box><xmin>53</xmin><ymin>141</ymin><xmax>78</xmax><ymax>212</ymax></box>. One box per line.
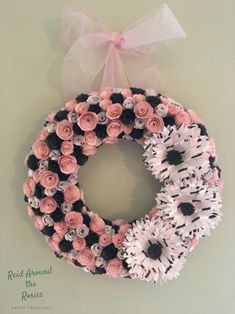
<box><xmin>23</xmin><ymin>87</ymin><xmax>223</xmax><ymax>283</ymax></box>
<box><xmin>23</xmin><ymin>4</ymin><xmax>223</xmax><ymax>284</ymax></box>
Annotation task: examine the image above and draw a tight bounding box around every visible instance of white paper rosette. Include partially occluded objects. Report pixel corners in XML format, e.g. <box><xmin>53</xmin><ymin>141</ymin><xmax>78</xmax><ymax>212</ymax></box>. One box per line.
<box><xmin>123</xmin><ymin>216</ymin><xmax>188</xmax><ymax>283</ymax></box>
<box><xmin>143</xmin><ymin>124</ymin><xmax>210</xmax><ymax>182</ymax></box>
<box><xmin>155</xmin><ymin>179</ymin><xmax>222</xmax><ymax>239</ymax></box>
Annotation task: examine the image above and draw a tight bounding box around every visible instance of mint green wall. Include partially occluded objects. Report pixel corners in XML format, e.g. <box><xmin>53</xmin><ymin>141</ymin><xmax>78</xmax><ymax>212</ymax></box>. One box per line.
<box><xmin>0</xmin><ymin>1</ymin><xmax>234</xmax><ymax>313</ymax></box>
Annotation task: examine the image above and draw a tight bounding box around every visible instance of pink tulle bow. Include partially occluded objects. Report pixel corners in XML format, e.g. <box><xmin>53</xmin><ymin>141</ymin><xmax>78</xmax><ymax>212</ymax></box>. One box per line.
<box><xmin>61</xmin><ymin>4</ymin><xmax>186</xmax><ymax>100</ymax></box>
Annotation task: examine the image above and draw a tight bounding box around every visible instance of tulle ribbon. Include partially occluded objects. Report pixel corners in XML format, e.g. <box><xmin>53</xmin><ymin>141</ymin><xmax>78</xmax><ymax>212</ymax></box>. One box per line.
<box><xmin>61</xmin><ymin>4</ymin><xmax>186</xmax><ymax>100</ymax></box>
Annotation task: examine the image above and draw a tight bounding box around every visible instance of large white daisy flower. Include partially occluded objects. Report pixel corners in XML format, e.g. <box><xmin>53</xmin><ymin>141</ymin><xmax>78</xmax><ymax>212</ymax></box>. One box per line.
<box><xmin>123</xmin><ymin>217</ymin><xmax>188</xmax><ymax>283</ymax></box>
<box><xmin>143</xmin><ymin>124</ymin><xmax>210</xmax><ymax>182</ymax></box>
<box><xmin>156</xmin><ymin>179</ymin><xmax>222</xmax><ymax>239</ymax></box>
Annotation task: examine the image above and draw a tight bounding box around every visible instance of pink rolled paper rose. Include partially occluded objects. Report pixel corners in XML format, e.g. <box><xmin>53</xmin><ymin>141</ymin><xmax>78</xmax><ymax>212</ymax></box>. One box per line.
<box><xmin>99</xmin><ymin>234</ymin><xmax>112</xmax><ymax>247</ymax></box>
<box><xmin>161</xmin><ymin>97</ymin><xmax>180</xmax><ymax>116</ymax></box>
<box><xmin>119</xmin><ymin>223</ymin><xmax>131</xmax><ymax>234</ymax></box>
<box><xmin>148</xmin><ymin>207</ymin><xmax>158</xmax><ymax>220</ymax></box>
<box><xmin>65</xmin><ymin>98</ymin><xmax>76</xmax><ymax>111</ymax></box>
<box><xmin>60</xmin><ymin>141</ymin><xmax>74</xmax><ymax>156</ymax></box>
<box><xmin>106</xmin><ymin>258</ymin><xmax>123</xmax><ymax>278</ymax></box>
<box><xmin>32</xmin><ymin>169</ymin><xmax>42</xmax><ymax>183</ymax></box>
<box><xmin>209</xmin><ymin>139</ymin><xmax>216</xmax><ymax>157</ymax></box>
<box><xmin>59</xmin><ymin>155</ymin><xmax>78</xmax><ymax>174</ymax></box>
<box><xmin>52</xmin><ymin>232</ymin><xmax>63</xmax><ymax>243</ymax></box>
<box><xmin>27</xmin><ymin>205</ymin><xmax>35</xmax><ymax>218</ymax></box>
<box><xmin>136</xmin><ymin>138</ymin><xmax>144</xmax><ymax>145</ymax></box>
<box><xmin>103</xmin><ymin>137</ymin><xmax>119</xmax><ymax>144</ymax></box>
<box><xmin>100</xmin><ymin>90</ymin><xmax>112</xmax><ymax>100</ymax></box>
<box><xmin>112</xmin><ymin>233</ymin><xmax>125</xmax><ymax>248</ymax></box>
<box><xmin>99</xmin><ymin>99</ymin><xmax>112</xmax><ymax>111</ymax></box>
<box><xmin>175</xmin><ymin>110</ymin><xmax>191</xmax><ymax>125</ymax></box>
<box><xmin>189</xmin><ymin>237</ymin><xmax>199</xmax><ymax>252</ymax></box>
<box><xmin>90</xmin><ymin>215</ymin><xmax>105</xmax><ymax>235</ymax></box>
<box><xmin>56</xmin><ymin>119</ymin><xmax>73</xmax><ymax>140</ymax></box>
<box><xmin>33</xmin><ymin>215</ymin><xmax>44</xmax><ymax>230</ymax></box>
<box><xmin>65</xmin><ymin>211</ymin><xmax>83</xmax><ymax>228</ymax></box>
<box><xmin>75</xmin><ymin>102</ymin><xmax>89</xmax><ymax>114</ymax></box>
<box><xmin>122</xmin><ymin>123</ymin><xmax>133</xmax><ymax>134</ymax></box>
<box><xmin>107</xmin><ymin>120</ymin><xmax>123</xmax><ymax>137</ymax></box>
<box><xmin>78</xmin><ymin>112</ymin><xmax>98</xmax><ymax>131</ymax></box>
<box><xmin>72</xmin><ymin>237</ymin><xmax>86</xmax><ymax>251</ymax></box>
<box><xmin>77</xmin><ymin>248</ymin><xmax>95</xmax><ymax>267</ymax></box>
<box><xmin>167</xmin><ymin>103</ymin><xmax>180</xmax><ymax>116</ymax></box>
<box><xmin>146</xmin><ymin>114</ymin><xmax>164</xmax><ymax>133</ymax></box>
<box><xmin>54</xmin><ymin>221</ymin><xmax>68</xmax><ymax>235</ymax></box>
<box><xmin>40</xmin><ymin>197</ymin><xmax>57</xmax><ymax>214</ymax></box>
<box><xmin>47</xmin><ymin>111</ymin><xmax>56</xmax><ymax>122</ymax></box>
<box><xmin>80</xmin><ymin>189</ymin><xmax>85</xmax><ymax>203</ymax></box>
<box><xmin>84</xmin><ymin>131</ymin><xmax>97</xmax><ymax>146</ymax></box>
<box><xmin>48</xmin><ymin>239</ymin><xmax>60</xmax><ymax>253</ymax></box>
<box><xmin>121</xmin><ymin>88</ymin><xmax>132</xmax><ymax>98</ymax></box>
<box><xmin>134</xmin><ymin>101</ymin><xmax>153</xmax><ymax>118</ymax></box>
<box><xmin>40</xmin><ymin>171</ymin><xmax>59</xmax><ymax>189</ymax></box>
<box><xmin>82</xmin><ymin>145</ymin><xmax>97</xmax><ymax>156</ymax></box>
<box><xmin>23</xmin><ymin>177</ymin><xmax>36</xmax><ymax>197</ymax></box>
<box><xmin>33</xmin><ymin>140</ymin><xmax>50</xmax><ymax>160</ymax></box>
<box><xmin>112</xmin><ymin>219</ymin><xmax>128</xmax><ymax>226</ymax></box>
<box><xmin>64</xmin><ymin>185</ymin><xmax>81</xmax><ymax>203</ymax></box>
<box><xmin>133</xmin><ymin>94</ymin><xmax>145</xmax><ymax>102</ymax></box>
<box><xmin>37</xmin><ymin>129</ymin><xmax>48</xmax><ymax>141</ymax></box>
<box><xmin>106</xmin><ymin>103</ymin><xmax>123</xmax><ymax>119</ymax></box>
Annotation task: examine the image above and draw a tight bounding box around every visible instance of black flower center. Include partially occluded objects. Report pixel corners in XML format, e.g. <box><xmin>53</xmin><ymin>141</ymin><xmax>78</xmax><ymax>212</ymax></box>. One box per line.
<box><xmin>147</xmin><ymin>243</ymin><xmax>162</xmax><ymax>260</ymax></box>
<box><xmin>166</xmin><ymin>149</ymin><xmax>183</xmax><ymax>165</ymax></box>
<box><xmin>178</xmin><ymin>202</ymin><xmax>195</xmax><ymax>216</ymax></box>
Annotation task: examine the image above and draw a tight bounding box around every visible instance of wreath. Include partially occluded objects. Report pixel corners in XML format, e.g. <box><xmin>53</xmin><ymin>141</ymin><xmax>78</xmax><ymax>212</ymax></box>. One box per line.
<box><xmin>23</xmin><ymin>87</ymin><xmax>223</xmax><ymax>283</ymax></box>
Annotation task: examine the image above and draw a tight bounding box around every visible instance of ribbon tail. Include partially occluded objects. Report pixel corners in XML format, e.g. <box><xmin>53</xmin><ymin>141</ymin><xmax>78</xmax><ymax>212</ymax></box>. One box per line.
<box><xmin>122</xmin><ymin>4</ymin><xmax>186</xmax><ymax>49</ymax></box>
<box><xmin>61</xmin><ymin>33</ymin><xmax>110</xmax><ymax>100</ymax></box>
<box><xmin>102</xmin><ymin>45</ymin><xmax>129</xmax><ymax>89</ymax></box>
<box><xmin>121</xmin><ymin>49</ymin><xmax>164</xmax><ymax>91</ymax></box>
